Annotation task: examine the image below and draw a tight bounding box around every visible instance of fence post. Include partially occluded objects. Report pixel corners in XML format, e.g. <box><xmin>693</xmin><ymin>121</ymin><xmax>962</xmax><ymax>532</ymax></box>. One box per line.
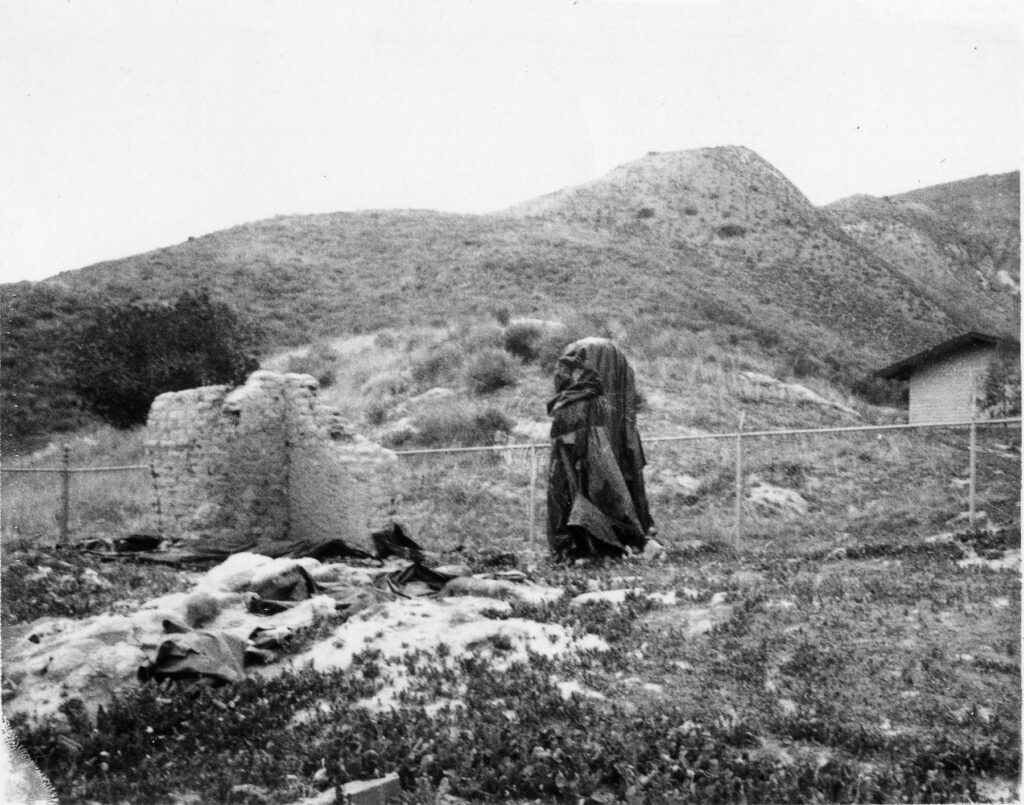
<box><xmin>59</xmin><ymin>443</ymin><xmax>71</xmax><ymax>545</ymax></box>
<box><xmin>149</xmin><ymin>460</ymin><xmax>163</xmax><ymax>533</ymax></box>
<box><xmin>969</xmin><ymin>405</ymin><xmax>977</xmax><ymax>529</ymax></box>
<box><xmin>734</xmin><ymin>412</ymin><xmax>745</xmax><ymax>549</ymax></box>
<box><xmin>528</xmin><ymin>445</ymin><xmax>538</xmax><ymax>548</ymax></box>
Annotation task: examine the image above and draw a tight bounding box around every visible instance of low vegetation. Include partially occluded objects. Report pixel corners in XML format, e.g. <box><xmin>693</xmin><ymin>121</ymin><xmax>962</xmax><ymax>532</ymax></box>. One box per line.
<box><xmin>464</xmin><ymin>348</ymin><xmax>519</xmax><ymax>395</ymax></box>
<box><xmin>5</xmin><ymin>528</ymin><xmax>1020</xmax><ymax>803</ymax></box>
<box><xmin>2</xmin><ymin>305</ymin><xmax>1019</xmax><ymax>803</ymax></box>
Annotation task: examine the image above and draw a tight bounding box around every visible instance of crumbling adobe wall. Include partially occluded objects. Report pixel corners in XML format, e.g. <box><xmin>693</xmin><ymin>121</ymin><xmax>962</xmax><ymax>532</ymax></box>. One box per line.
<box><xmin>145</xmin><ymin>371</ymin><xmax>396</xmax><ymax>554</ymax></box>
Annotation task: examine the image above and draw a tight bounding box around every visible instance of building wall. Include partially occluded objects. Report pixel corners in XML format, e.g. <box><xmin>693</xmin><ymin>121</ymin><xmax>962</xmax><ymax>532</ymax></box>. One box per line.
<box><xmin>145</xmin><ymin>371</ymin><xmax>396</xmax><ymax>555</ymax></box>
<box><xmin>908</xmin><ymin>344</ymin><xmax>995</xmax><ymax>424</ymax></box>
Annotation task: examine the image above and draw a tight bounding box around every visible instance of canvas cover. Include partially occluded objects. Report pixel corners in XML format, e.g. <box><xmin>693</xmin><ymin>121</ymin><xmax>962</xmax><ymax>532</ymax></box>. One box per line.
<box><xmin>546</xmin><ymin>338</ymin><xmax>654</xmax><ymax>557</ymax></box>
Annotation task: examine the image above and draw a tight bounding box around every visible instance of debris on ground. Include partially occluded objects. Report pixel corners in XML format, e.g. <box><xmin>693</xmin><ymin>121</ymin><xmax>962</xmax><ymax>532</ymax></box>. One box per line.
<box><xmin>2</xmin><ymin>550</ymin><xmax>604</xmax><ymax>725</ymax></box>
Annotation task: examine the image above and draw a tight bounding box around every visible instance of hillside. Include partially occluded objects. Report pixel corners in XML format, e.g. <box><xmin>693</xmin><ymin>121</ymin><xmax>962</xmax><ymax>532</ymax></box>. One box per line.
<box><xmin>2</xmin><ymin>146</ymin><xmax>1018</xmax><ymax>446</ymax></box>
<box><xmin>825</xmin><ymin>171</ymin><xmax>1019</xmax><ymax>329</ymax></box>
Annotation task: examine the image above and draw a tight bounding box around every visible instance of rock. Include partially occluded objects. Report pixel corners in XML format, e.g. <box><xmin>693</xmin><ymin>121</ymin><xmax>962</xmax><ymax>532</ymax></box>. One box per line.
<box><xmin>570</xmin><ymin>589</ymin><xmax>643</xmax><ymax>606</ymax></box>
<box><xmin>229</xmin><ymin>783</ymin><xmax>272</xmax><ymax>803</ymax></box>
<box><xmin>678</xmin><ymin>604</ymin><xmax>733</xmax><ymax>637</ymax></box>
<box><xmin>672</xmin><ymin>474</ymin><xmax>702</xmax><ymax>496</ymax></box>
<box><xmin>739</xmin><ymin>371</ymin><xmax>860</xmax><ymax>416</ymax></box>
<box><xmin>507</xmin><ymin>316</ymin><xmax>566</xmax><ymax>335</ymax></box>
<box><xmin>442</xmin><ymin>576</ymin><xmax>562</xmax><ymax>605</ymax></box>
<box><xmin>947</xmin><ymin>510</ymin><xmax>988</xmax><ymax>525</ymax></box>
<box><xmin>512</xmin><ymin>419</ymin><xmax>549</xmax><ymax>442</ymax></box>
<box><xmin>433</xmin><ymin>564</ymin><xmax>472</xmax><ymax>577</ymax></box>
<box><xmin>777</xmin><ymin>698</ymin><xmax>798</xmax><ymax>716</ymax></box>
<box><xmin>675</xmin><ymin>539</ymin><xmax>712</xmax><ymax>555</ymax></box>
<box><xmin>340</xmin><ymin>772</ymin><xmax>402</xmax><ymax>805</ymax></box>
<box><xmin>378</xmin><ymin>417</ymin><xmax>418</xmax><ymax>447</ymax></box>
<box><xmin>409</xmin><ymin>387</ymin><xmax>457</xmax><ymax>404</ymax></box>
<box><xmin>747</xmin><ymin>483</ymin><xmax>808</xmax><ymax>516</ymax></box>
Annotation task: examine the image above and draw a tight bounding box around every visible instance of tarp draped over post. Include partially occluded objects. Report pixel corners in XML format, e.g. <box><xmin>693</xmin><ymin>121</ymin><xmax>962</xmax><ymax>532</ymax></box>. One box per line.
<box><xmin>546</xmin><ymin>337</ymin><xmax>654</xmax><ymax>558</ymax></box>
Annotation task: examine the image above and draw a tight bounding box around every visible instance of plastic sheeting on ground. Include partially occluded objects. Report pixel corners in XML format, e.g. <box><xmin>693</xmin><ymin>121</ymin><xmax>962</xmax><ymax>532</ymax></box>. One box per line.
<box><xmin>2</xmin><ymin>551</ymin><xmax>583</xmax><ymax>725</ymax></box>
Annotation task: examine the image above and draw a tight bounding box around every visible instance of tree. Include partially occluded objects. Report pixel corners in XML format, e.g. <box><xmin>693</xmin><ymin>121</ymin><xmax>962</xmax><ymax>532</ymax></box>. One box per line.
<box><xmin>72</xmin><ymin>290</ymin><xmax>263</xmax><ymax>427</ymax></box>
<box><xmin>0</xmin><ymin>282</ymin><xmax>99</xmax><ymax>447</ymax></box>
<box><xmin>980</xmin><ymin>344</ymin><xmax>1021</xmax><ymax>418</ymax></box>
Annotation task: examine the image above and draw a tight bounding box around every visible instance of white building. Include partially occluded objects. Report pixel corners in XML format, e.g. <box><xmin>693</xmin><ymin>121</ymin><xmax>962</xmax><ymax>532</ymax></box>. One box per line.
<box><xmin>875</xmin><ymin>332</ymin><xmax>1019</xmax><ymax>424</ymax></box>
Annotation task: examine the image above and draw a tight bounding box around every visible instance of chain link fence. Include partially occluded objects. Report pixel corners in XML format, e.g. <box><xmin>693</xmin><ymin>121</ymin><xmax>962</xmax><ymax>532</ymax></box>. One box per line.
<box><xmin>2</xmin><ymin>419</ymin><xmax>1019</xmax><ymax>551</ymax></box>
<box><xmin>0</xmin><ymin>447</ymin><xmax>153</xmax><ymax>545</ymax></box>
<box><xmin>392</xmin><ymin>418</ymin><xmax>1021</xmax><ymax>555</ymax></box>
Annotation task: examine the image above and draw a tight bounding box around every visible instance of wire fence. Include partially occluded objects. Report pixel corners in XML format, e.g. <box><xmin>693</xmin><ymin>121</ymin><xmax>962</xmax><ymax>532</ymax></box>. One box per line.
<box><xmin>1</xmin><ymin>418</ymin><xmax>1020</xmax><ymax>551</ymax></box>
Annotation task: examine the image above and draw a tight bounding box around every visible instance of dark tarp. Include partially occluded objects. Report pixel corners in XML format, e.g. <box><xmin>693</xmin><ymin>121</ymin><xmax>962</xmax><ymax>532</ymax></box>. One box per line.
<box><xmin>546</xmin><ymin>338</ymin><xmax>654</xmax><ymax>558</ymax></box>
<box><xmin>138</xmin><ymin>620</ymin><xmax>248</xmax><ymax>685</ymax></box>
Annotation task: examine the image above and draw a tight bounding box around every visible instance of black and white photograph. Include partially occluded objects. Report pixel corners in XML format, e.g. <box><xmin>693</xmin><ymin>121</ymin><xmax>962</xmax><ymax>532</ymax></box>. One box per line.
<box><xmin>1</xmin><ymin>1</ymin><xmax>1020</xmax><ymax>803</ymax></box>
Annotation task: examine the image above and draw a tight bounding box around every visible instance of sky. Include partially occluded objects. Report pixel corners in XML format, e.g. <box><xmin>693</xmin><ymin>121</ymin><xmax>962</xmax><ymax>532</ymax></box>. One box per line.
<box><xmin>1</xmin><ymin>0</ymin><xmax>1021</xmax><ymax>283</ymax></box>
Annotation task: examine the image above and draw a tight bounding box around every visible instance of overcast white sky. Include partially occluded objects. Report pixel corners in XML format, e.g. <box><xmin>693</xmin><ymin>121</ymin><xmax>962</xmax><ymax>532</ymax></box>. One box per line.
<box><xmin>1</xmin><ymin>0</ymin><xmax>1021</xmax><ymax>282</ymax></box>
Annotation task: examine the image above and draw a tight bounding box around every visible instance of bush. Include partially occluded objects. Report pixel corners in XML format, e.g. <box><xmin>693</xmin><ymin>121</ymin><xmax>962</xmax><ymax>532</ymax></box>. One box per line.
<box><xmin>412</xmin><ymin>403</ymin><xmax>513</xmax><ymax>447</ymax></box>
<box><xmin>465</xmin><ymin>349</ymin><xmax>518</xmax><ymax>394</ymax></box>
<box><xmin>360</xmin><ymin>369</ymin><xmax>411</xmax><ymax>398</ymax></box>
<box><xmin>71</xmin><ymin>290</ymin><xmax>262</xmax><ymax>427</ymax></box>
<box><xmin>462</xmin><ymin>321</ymin><xmax>505</xmax><ymax>351</ymax></box>
<box><xmin>716</xmin><ymin>224</ymin><xmax>747</xmax><ymax>238</ymax></box>
<box><xmin>0</xmin><ymin>283</ymin><xmax>101</xmax><ymax>447</ymax></box>
<box><xmin>286</xmin><ymin>339</ymin><xmax>340</xmax><ymax>387</ymax></box>
<box><xmin>850</xmin><ymin>375</ymin><xmax>907</xmax><ymax>408</ymax></box>
<box><xmin>364</xmin><ymin>397</ymin><xmax>390</xmax><ymax>426</ymax></box>
<box><xmin>503</xmin><ymin>321</ymin><xmax>544</xmax><ymax>361</ymax></box>
<box><xmin>411</xmin><ymin>342</ymin><xmax>463</xmax><ymax>389</ymax></box>
<box><xmin>636</xmin><ymin>207</ymin><xmax>656</xmax><ymax>219</ymax></box>
<box><xmin>373</xmin><ymin>330</ymin><xmax>399</xmax><ymax>350</ymax></box>
<box><xmin>982</xmin><ymin>345</ymin><xmax>1021</xmax><ymax>417</ymax></box>
<box><xmin>533</xmin><ymin>313</ymin><xmax>618</xmax><ymax>372</ymax></box>
<box><xmin>785</xmin><ymin>350</ymin><xmax>826</xmax><ymax>379</ymax></box>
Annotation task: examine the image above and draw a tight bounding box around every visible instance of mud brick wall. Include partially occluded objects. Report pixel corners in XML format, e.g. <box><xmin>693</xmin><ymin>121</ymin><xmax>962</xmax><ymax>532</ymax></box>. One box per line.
<box><xmin>145</xmin><ymin>371</ymin><xmax>396</xmax><ymax>553</ymax></box>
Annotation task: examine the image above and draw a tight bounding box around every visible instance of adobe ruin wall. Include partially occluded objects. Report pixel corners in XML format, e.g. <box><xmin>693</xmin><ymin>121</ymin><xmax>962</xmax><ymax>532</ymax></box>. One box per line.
<box><xmin>144</xmin><ymin>371</ymin><xmax>396</xmax><ymax>554</ymax></box>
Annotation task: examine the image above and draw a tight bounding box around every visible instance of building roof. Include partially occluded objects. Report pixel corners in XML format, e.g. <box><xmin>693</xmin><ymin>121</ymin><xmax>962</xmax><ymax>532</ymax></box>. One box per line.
<box><xmin>875</xmin><ymin>331</ymin><xmax>1020</xmax><ymax>381</ymax></box>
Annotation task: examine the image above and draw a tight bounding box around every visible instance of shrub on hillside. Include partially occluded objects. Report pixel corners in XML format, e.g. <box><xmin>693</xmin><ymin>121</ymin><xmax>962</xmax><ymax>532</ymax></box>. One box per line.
<box><xmin>411</xmin><ymin>342</ymin><xmax>463</xmax><ymax>389</ymax></box>
<box><xmin>716</xmin><ymin>224</ymin><xmax>747</xmax><ymax>238</ymax></box>
<box><xmin>373</xmin><ymin>330</ymin><xmax>399</xmax><ymax>350</ymax></box>
<box><xmin>360</xmin><ymin>369</ymin><xmax>411</xmax><ymax>398</ymax></box>
<box><xmin>503</xmin><ymin>321</ymin><xmax>543</xmax><ymax>361</ymax></box>
<box><xmin>412</xmin><ymin>403</ymin><xmax>513</xmax><ymax>447</ymax></box>
<box><xmin>850</xmin><ymin>375</ymin><xmax>907</xmax><ymax>408</ymax></box>
<box><xmin>286</xmin><ymin>339</ymin><xmax>340</xmax><ymax>388</ymax></box>
<box><xmin>72</xmin><ymin>290</ymin><xmax>263</xmax><ymax>427</ymax></box>
<box><xmin>784</xmin><ymin>350</ymin><xmax>827</xmax><ymax>379</ymax></box>
<box><xmin>364</xmin><ymin>397</ymin><xmax>391</xmax><ymax>426</ymax></box>
<box><xmin>0</xmin><ymin>283</ymin><xmax>100</xmax><ymax>447</ymax></box>
<box><xmin>465</xmin><ymin>349</ymin><xmax>519</xmax><ymax>394</ymax></box>
<box><xmin>535</xmin><ymin>314</ymin><xmax>615</xmax><ymax>372</ymax></box>
<box><xmin>460</xmin><ymin>321</ymin><xmax>505</xmax><ymax>351</ymax></box>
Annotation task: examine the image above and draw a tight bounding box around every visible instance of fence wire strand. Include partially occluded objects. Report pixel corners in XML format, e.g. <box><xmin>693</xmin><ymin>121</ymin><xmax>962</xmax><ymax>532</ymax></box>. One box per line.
<box><xmin>2</xmin><ymin>419</ymin><xmax>1019</xmax><ymax>548</ymax></box>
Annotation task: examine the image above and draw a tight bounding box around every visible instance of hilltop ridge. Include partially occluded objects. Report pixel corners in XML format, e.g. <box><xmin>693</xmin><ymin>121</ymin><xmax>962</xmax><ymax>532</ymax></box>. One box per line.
<box><xmin>827</xmin><ymin>172</ymin><xmax>1020</xmax><ymax>299</ymax></box>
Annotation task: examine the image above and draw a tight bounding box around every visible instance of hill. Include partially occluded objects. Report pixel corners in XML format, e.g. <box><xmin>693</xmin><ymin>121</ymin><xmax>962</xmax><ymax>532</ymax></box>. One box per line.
<box><xmin>825</xmin><ymin>171</ymin><xmax>1019</xmax><ymax>330</ymax></box>
<box><xmin>1</xmin><ymin>147</ymin><xmax>1018</xmax><ymax>445</ymax></box>
<box><xmin>34</xmin><ymin>148</ymin><xmax>1017</xmax><ymax>360</ymax></box>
